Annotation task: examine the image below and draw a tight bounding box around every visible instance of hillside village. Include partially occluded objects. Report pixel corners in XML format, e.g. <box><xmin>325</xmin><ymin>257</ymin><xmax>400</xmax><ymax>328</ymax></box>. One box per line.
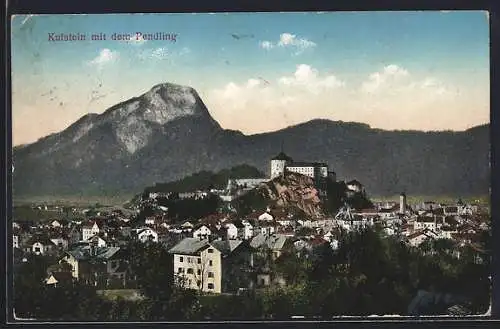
<box><xmin>11</xmin><ymin>152</ymin><xmax>491</xmax><ymax>318</ymax></box>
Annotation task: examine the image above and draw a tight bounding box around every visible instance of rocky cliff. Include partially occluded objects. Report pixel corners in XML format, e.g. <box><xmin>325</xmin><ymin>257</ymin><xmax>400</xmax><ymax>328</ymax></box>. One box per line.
<box><xmin>239</xmin><ymin>172</ymin><xmax>326</xmax><ymax>219</ymax></box>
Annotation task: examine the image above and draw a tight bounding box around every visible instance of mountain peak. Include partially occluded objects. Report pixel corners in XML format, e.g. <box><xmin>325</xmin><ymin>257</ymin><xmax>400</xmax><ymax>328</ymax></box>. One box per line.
<box><xmin>148</xmin><ymin>82</ymin><xmax>195</xmax><ymax>95</ymax></box>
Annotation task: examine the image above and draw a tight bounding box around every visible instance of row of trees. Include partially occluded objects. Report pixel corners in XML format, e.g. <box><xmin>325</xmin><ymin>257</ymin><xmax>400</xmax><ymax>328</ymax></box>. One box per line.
<box><xmin>136</xmin><ymin>193</ymin><xmax>222</xmax><ymax>223</ymax></box>
<box><xmin>144</xmin><ymin>164</ymin><xmax>265</xmax><ymax>194</ymax></box>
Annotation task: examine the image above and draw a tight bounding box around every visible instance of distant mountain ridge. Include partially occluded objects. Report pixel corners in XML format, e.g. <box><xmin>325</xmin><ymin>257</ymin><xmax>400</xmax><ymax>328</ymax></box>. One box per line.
<box><xmin>12</xmin><ymin>82</ymin><xmax>490</xmax><ymax>199</ymax></box>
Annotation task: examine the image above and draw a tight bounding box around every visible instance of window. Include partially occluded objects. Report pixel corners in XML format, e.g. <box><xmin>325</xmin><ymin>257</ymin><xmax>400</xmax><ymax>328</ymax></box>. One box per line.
<box><xmin>179</xmin><ymin>256</ymin><xmax>184</xmax><ymax>262</ymax></box>
<box><xmin>197</xmin><ymin>280</ymin><xmax>201</xmax><ymax>286</ymax></box>
<box><xmin>197</xmin><ymin>269</ymin><xmax>201</xmax><ymax>275</ymax></box>
<box><xmin>188</xmin><ymin>279</ymin><xmax>192</xmax><ymax>285</ymax></box>
<box><xmin>207</xmin><ymin>249</ymin><xmax>214</xmax><ymax>253</ymax></box>
<box><xmin>178</xmin><ymin>268</ymin><xmax>184</xmax><ymax>273</ymax></box>
<box><xmin>208</xmin><ymin>272</ymin><xmax>214</xmax><ymax>278</ymax></box>
<box><xmin>187</xmin><ymin>268</ymin><xmax>194</xmax><ymax>274</ymax></box>
<box><xmin>197</xmin><ymin>258</ymin><xmax>201</xmax><ymax>264</ymax></box>
<box><xmin>209</xmin><ymin>260</ymin><xmax>213</xmax><ymax>266</ymax></box>
<box><xmin>208</xmin><ymin>283</ymin><xmax>214</xmax><ymax>289</ymax></box>
<box><xmin>35</xmin><ymin>247</ymin><xmax>41</xmax><ymax>252</ymax></box>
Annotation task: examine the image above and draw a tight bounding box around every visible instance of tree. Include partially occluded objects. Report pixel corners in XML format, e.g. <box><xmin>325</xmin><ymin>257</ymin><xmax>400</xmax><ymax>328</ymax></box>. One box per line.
<box><xmin>192</xmin><ymin>255</ymin><xmax>210</xmax><ymax>293</ymax></box>
<box><xmin>127</xmin><ymin>241</ymin><xmax>174</xmax><ymax>301</ymax></box>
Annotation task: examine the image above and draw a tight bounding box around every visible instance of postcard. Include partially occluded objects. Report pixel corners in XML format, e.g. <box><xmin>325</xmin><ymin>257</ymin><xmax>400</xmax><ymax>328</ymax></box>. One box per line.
<box><xmin>9</xmin><ymin>11</ymin><xmax>491</xmax><ymax>321</ymax></box>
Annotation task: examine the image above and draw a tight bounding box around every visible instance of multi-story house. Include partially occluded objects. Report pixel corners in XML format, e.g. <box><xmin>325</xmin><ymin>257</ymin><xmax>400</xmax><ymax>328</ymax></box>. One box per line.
<box><xmin>226</xmin><ymin>221</ymin><xmax>244</xmax><ymax>240</ymax></box>
<box><xmin>82</xmin><ymin>221</ymin><xmax>101</xmax><ymax>241</ymax></box>
<box><xmin>60</xmin><ymin>245</ymin><xmax>128</xmax><ymax>287</ymax></box>
<box><xmin>28</xmin><ymin>236</ymin><xmax>56</xmax><ymax>256</ymax></box>
<box><xmin>192</xmin><ymin>224</ymin><xmax>212</xmax><ymax>239</ymax></box>
<box><xmin>136</xmin><ymin>227</ymin><xmax>159</xmax><ymax>243</ymax></box>
<box><xmin>169</xmin><ymin>238</ymin><xmax>223</xmax><ymax>294</ymax></box>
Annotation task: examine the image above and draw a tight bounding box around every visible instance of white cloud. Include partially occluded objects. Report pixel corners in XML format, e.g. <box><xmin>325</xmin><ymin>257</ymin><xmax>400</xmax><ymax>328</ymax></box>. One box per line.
<box><xmin>279</xmin><ymin>64</ymin><xmax>345</xmax><ymax>94</ymax></box>
<box><xmin>179</xmin><ymin>47</ymin><xmax>191</xmax><ymax>56</ymax></box>
<box><xmin>204</xmin><ymin>63</ymin><xmax>483</xmax><ymax>135</ymax></box>
<box><xmin>206</xmin><ymin>64</ymin><xmax>346</xmax><ymax>131</ymax></box>
<box><xmin>361</xmin><ymin>64</ymin><xmax>453</xmax><ymax>98</ymax></box>
<box><xmin>88</xmin><ymin>48</ymin><xmax>119</xmax><ymax>66</ymax></box>
<box><xmin>151</xmin><ymin>47</ymin><xmax>169</xmax><ymax>59</ymax></box>
<box><xmin>259</xmin><ymin>33</ymin><xmax>316</xmax><ymax>55</ymax></box>
<box><xmin>138</xmin><ymin>47</ymin><xmax>190</xmax><ymax>60</ymax></box>
<box><xmin>361</xmin><ymin>64</ymin><xmax>410</xmax><ymax>93</ymax></box>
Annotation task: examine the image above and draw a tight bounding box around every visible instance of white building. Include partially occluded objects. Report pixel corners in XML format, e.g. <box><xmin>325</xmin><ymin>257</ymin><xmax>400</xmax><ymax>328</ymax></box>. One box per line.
<box><xmin>270</xmin><ymin>152</ymin><xmax>329</xmax><ymax>182</ymax></box>
<box><xmin>270</xmin><ymin>152</ymin><xmax>293</xmax><ymax>179</ymax></box>
<box><xmin>226</xmin><ymin>221</ymin><xmax>247</xmax><ymax>240</ymax></box>
<box><xmin>145</xmin><ymin>217</ymin><xmax>157</xmax><ymax>226</ymax></box>
<box><xmin>51</xmin><ymin>220</ymin><xmax>62</xmax><ymax>228</ymax></box>
<box><xmin>286</xmin><ymin>162</ymin><xmax>328</xmax><ymax>180</ymax></box>
<box><xmin>414</xmin><ymin>217</ymin><xmax>443</xmax><ymax>231</ymax></box>
<box><xmin>193</xmin><ymin>225</ymin><xmax>212</xmax><ymax>239</ymax></box>
<box><xmin>137</xmin><ymin>228</ymin><xmax>159</xmax><ymax>243</ymax></box>
<box><xmin>346</xmin><ymin>180</ymin><xmax>364</xmax><ymax>193</ymax></box>
<box><xmin>82</xmin><ymin>221</ymin><xmax>101</xmax><ymax>241</ymax></box>
<box><xmin>227</xmin><ymin>178</ymin><xmax>269</xmax><ymax>191</ymax></box>
<box><xmin>169</xmin><ymin>238</ymin><xmax>222</xmax><ymax>294</ymax></box>
<box><xmin>226</xmin><ymin>223</ymin><xmax>239</xmax><ymax>240</ymax></box>
<box><xmin>258</xmin><ymin>212</ymin><xmax>274</xmax><ymax>221</ymax></box>
<box><xmin>243</xmin><ymin>222</ymin><xmax>254</xmax><ymax>240</ymax></box>
<box><xmin>259</xmin><ymin>225</ymin><xmax>276</xmax><ymax>236</ymax></box>
<box><xmin>85</xmin><ymin>235</ymin><xmax>107</xmax><ymax>248</ymax></box>
<box><xmin>31</xmin><ymin>238</ymin><xmax>56</xmax><ymax>256</ymax></box>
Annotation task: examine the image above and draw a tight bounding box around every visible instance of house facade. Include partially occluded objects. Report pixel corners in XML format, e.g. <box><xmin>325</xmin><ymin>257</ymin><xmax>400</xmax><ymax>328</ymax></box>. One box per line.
<box><xmin>82</xmin><ymin>222</ymin><xmax>101</xmax><ymax>241</ymax></box>
<box><xmin>169</xmin><ymin>238</ymin><xmax>223</xmax><ymax>294</ymax></box>
<box><xmin>60</xmin><ymin>245</ymin><xmax>127</xmax><ymax>287</ymax></box>
<box><xmin>137</xmin><ymin>227</ymin><xmax>159</xmax><ymax>243</ymax></box>
<box><xmin>192</xmin><ymin>225</ymin><xmax>212</xmax><ymax>239</ymax></box>
<box><xmin>31</xmin><ymin>238</ymin><xmax>56</xmax><ymax>256</ymax></box>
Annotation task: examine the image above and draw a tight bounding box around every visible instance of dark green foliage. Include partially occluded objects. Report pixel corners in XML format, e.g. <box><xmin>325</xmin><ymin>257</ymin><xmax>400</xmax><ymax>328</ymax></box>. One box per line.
<box><xmin>346</xmin><ymin>191</ymin><xmax>374</xmax><ymax>210</ymax></box>
<box><xmin>145</xmin><ymin>164</ymin><xmax>265</xmax><ymax>194</ymax></box>
<box><xmin>137</xmin><ymin>193</ymin><xmax>222</xmax><ymax>223</ymax></box>
<box><xmin>232</xmin><ymin>189</ymin><xmax>268</xmax><ymax>216</ymax></box>
<box><xmin>323</xmin><ymin>180</ymin><xmax>347</xmax><ymax>214</ymax></box>
<box><xmin>127</xmin><ymin>241</ymin><xmax>174</xmax><ymax>301</ymax></box>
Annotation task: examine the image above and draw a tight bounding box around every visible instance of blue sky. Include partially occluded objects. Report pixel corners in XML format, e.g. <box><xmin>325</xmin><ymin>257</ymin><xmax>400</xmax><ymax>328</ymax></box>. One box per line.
<box><xmin>11</xmin><ymin>11</ymin><xmax>490</xmax><ymax>145</ymax></box>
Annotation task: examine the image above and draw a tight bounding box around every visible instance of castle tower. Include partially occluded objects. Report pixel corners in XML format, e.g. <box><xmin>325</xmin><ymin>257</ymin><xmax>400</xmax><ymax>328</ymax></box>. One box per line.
<box><xmin>399</xmin><ymin>192</ymin><xmax>407</xmax><ymax>214</ymax></box>
<box><xmin>270</xmin><ymin>152</ymin><xmax>293</xmax><ymax>179</ymax></box>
